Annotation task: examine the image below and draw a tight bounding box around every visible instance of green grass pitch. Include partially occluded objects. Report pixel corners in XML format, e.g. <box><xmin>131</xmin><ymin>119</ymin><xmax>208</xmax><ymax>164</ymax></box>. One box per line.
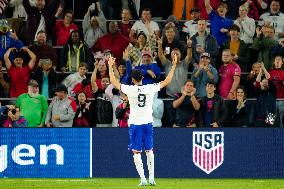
<box><xmin>1</xmin><ymin>178</ymin><xmax>284</xmax><ymax>189</ymax></box>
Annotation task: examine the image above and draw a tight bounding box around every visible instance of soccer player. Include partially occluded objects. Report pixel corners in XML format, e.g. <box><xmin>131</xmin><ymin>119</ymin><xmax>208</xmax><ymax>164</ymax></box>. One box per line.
<box><xmin>108</xmin><ymin>54</ymin><xmax>177</xmax><ymax>186</ymax></box>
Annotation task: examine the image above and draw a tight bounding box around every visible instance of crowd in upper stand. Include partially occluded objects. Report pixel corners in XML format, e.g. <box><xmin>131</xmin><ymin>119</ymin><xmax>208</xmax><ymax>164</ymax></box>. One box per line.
<box><xmin>0</xmin><ymin>0</ymin><xmax>283</xmax><ymax>127</ymax></box>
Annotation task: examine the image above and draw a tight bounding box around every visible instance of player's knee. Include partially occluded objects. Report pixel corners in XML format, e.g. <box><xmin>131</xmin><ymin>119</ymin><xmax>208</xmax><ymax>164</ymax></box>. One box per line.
<box><xmin>145</xmin><ymin>150</ymin><xmax>154</xmax><ymax>155</ymax></box>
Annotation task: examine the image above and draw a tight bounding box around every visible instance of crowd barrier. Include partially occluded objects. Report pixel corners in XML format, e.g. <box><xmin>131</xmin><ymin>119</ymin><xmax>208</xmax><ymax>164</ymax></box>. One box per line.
<box><xmin>0</xmin><ymin>128</ymin><xmax>283</xmax><ymax>178</ymax></box>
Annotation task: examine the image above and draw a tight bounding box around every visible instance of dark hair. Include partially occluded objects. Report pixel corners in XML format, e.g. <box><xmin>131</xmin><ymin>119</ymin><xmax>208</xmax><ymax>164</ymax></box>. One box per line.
<box><xmin>219</xmin><ymin>2</ymin><xmax>228</xmax><ymax>10</ymax></box>
<box><xmin>141</xmin><ymin>8</ymin><xmax>151</xmax><ymax>13</ymax></box>
<box><xmin>206</xmin><ymin>80</ymin><xmax>216</xmax><ymax>87</ymax></box>
<box><xmin>229</xmin><ymin>24</ymin><xmax>240</xmax><ymax>32</ymax></box>
<box><xmin>184</xmin><ymin>79</ymin><xmax>194</xmax><ymax>86</ymax></box>
<box><xmin>236</xmin><ymin>85</ymin><xmax>247</xmax><ymax>99</ymax></box>
<box><xmin>66</xmin><ymin>30</ymin><xmax>82</xmax><ymax>55</ymax></box>
<box><xmin>131</xmin><ymin>69</ymin><xmax>143</xmax><ymax>82</ymax></box>
<box><xmin>78</xmin><ymin>62</ymin><xmax>88</xmax><ymax>69</ymax></box>
<box><xmin>64</xmin><ymin>10</ymin><xmax>74</xmax><ymax>21</ymax></box>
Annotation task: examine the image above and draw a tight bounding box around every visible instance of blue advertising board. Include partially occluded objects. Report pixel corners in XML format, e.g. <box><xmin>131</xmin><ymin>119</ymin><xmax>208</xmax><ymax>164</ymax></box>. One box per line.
<box><xmin>92</xmin><ymin>128</ymin><xmax>284</xmax><ymax>178</ymax></box>
<box><xmin>0</xmin><ymin>128</ymin><xmax>91</xmax><ymax>178</ymax></box>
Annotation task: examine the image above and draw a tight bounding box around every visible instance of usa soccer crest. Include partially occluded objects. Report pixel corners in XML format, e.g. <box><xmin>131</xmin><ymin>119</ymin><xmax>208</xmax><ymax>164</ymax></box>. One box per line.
<box><xmin>192</xmin><ymin>131</ymin><xmax>224</xmax><ymax>174</ymax></box>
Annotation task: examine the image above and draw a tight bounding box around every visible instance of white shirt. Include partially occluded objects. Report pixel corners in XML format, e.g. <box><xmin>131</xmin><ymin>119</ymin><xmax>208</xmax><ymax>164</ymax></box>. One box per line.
<box><xmin>234</xmin><ymin>16</ymin><xmax>256</xmax><ymax>44</ymax></box>
<box><xmin>182</xmin><ymin>20</ymin><xmax>199</xmax><ymax>37</ymax></box>
<box><xmin>34</xmin><ymin>13</ymin><xmax>46</xmax><ymax>41</ymax></box>
<box><xmin>131</xmin><ymin>20</ymin><xmax>160</xmax><ymax>36</ymax></box>
<box><xmin>260</xmin><ymin>12</ymin><xmax>284</xmax><ymax>40</ymax></box>
<box><xmin>121</xmin><ymin>83</ymin><xmax>160</xmax><ymax>125</ymax></box>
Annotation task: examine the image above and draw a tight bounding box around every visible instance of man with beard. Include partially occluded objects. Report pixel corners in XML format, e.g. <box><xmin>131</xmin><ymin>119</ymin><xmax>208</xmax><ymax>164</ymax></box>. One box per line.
<box><xmin>15</xmin><ymin>79</ymin><xmax>48</xmax><ymax>127</ymax></box>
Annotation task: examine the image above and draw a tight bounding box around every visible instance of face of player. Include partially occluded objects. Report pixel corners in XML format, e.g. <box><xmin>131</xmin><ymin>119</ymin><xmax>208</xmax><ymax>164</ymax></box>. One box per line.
<box><xmin>236</xmin><ymin>88</ymin><xmax>245</xmax><ymax>101</ymax></box>
<box><xmin>118</xmin><ymin>65</ymin><xmax>126</xmax><ymax>76</ymax></box>
<box><xmin>141</xmin><ymin>10</ymin><xmax>151</xmax><ymax>22</ymax></box>
<box><xmin>78</xmin><ymin>66</ymin><xmax>87</xmax><ymax>77</ymax></box>
<box><xmin>197</xmin><ymin>20</ymin><xmax>206</xmax><ymax>32</ymax></box>
<box><xmin>239</xmin><ymin>6</ymin><xmax>247</xmax><ymax>18</ymax></box>
<box><xmin>206</xmin><ymin>84</ymin><xmax>216</xmax><ymax>95</ymax></box>
<box><xmin>14</xmin><ymin>58</ymin><xmax>24</xmax><ymax>67</ymax></box>
<box><xmin>217</xmin><ymin>5</ymin><xmax>227</xmax><ymax>17</ymax></box>
<box><xmin>101</xmin><ymin>77</ymin><xmax>110</xmax><ymax>90</ymax></box>
<box><xmin>184</xmin><ymin>81</ymin><xmax>194</xmax><ymax>93</ymax></box>
<box><xmin>270</xmin><ymin>1</ymin><xmax>280</xmax><ymax>13</ymax></box>
<box><xmin>274</xmin><ymin>56</ymin><xmax>283</xmax><ymax>69</ymax></box>
<box><xmin>222</xmin><ymin>51</ymin><xmax>232</xmax><ymax>64</ymax></box>
<box><xmin>121</xmin><ymin>9</ymin><xmax>131</xmax><ymax>21</ymax></box>
<box><xmin>165</xmin><ymin>28</ymin><xmax>175</xmax><ymax>41</ymax></box>
<box><xmin>77</xmin><ymin>93</ymin><xmax>86</xmax><ymax>104</ymax></box>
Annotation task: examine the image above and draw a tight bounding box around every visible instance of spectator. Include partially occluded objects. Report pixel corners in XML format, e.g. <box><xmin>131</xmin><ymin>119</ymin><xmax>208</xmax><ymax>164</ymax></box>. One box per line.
<box><xmin>72</xmin><ymin>78</ymin><xmax>93</xmax><ymax>99</ymax></box>
<box><xmin>31</xmin><ymin>58</ymin><xmax>58</xmax><ymax>98</ymax></box>
<box><xmin>246</xmin><ymin>62</ymin><xmax>263</xmax><ymax>98</ymax></box>
<box><xmin>198</xmin><ymin>80</ymin><xmax>227</xmax><ymax>127</ymax></box>
<box><xmin>218</xmin><ymin>49</ymin><xmax>241</xmax><ymax>99</ymax></box>
<box><xmin>4</xmin><ymin>47</ymin><xmax>36</xmax><ymax>97</ymax></box>
<box><xmin>191</xmin><ymin>19</ymin><xmax>219</xmax><ymax>67</ymax></box>
<box><xmin>251</xmin><ymin>24</ymin><xmax>278</xmax><ymax>69</ymax></box>
<box><xmin>162</xmin><ymin>15</ymin><xmax>180</xmax><ymax>40</ymax></box>
<box><xmin>92</xmin><ymin>21</ymin><xmax>130</xmax><ymax>64</ymax></box>
<box><xmin>1</xmin><ymin>105</ymin><xmax>28</xmax><ymax>127</ymax></box>
<box><xmin>196</xmin><ymin>0</ymin><xmax>220</xmax><ymax>20</ymax></box>
<box><xmin>0</xmin><ymin>19</ymin><xmax>24</xmax><ymax>60</ymax></box>
<box><xmin>0</xmin><ymin>60</ymin><xmax>9</xmax><ymax>99</ymax></box>
<box><xmin>83</xmin><ymin>1</ymin><xmax>107</xmax><ymax>48</ymax></box>
<box><xmin>173</xmin><ymin>79</ymin><xmax>200</xmax><ymax>127</ymax></box>
<box><xmin>55</xmin><ymin>10</ymin><xmax>78</xmax><ymax>46</ymax></box>
<box><xmin>152</xmin><ymin>93</ymin><xmax>164</xmax><ymax>127</ymax></box>
<box><xmin>191</xmin><ymin>52</ymin><xmax>218</xmax><ymax>98</ymax></box>
<box><xmin>129</xmin><ymin>8</ymin><xmax>160</xmax><ymax>43</ymax></box>
<box><xmin>269</xmin><ymin>55</ymin><xmax>284</xmax><ymax>127</ymax></box>
<box><xmin>73</xmin><ymin>92</ymin><xmax>91</xmax><ymax>127</ymax></box>
<box><xmin>62</xmin><ymin>62</ymin><xmax>88</xmax><ymax>95</ymax></box>
<box><xmin>119</xmin><ymin>8</ymin><xmax>133</xmax><ymax>38</ymax></box>
<box><xmin>272</xmin><ymin>38</ymin><xmax>284</xmax><ymax>57</ymax></box>
<box><xmin>227</xmin><ymin>86</ymin><xmax>254</xmax><ymax>127</ymax></box>
<box><xmin>28</xmin><ymin>30</ymin><xmax>58</xmax><ymax>70</ymax></box>
<box><xmin>244</xmin><ymin>0</ymin><xmax>268</xmax><ymax>20</ymax></box>
<box><xmin>94</xmin><ymin>57</ymin><xmax>111</xmax><ymax>90</ymax></box>
<box><xmin>9</xmin><ymin>0</ymin><xmax>28</xmax><ymax>18</ymax></box>
<box><xmin>45</xmin><ymin>84</ymin><xmax>77</xmax><ymax>127</ymax></box>
<box><xmin>260</xmin><ymin>0</ymin><xmax>284</xmax><ymax>41</ymax></box>
<box><xmin>16</xmin><ymin>79</ymin><xmax>48</xmax><ymax>127</ymax></box>
<box><xmin>23</xmin><ymin>0</ymin><xmax>60</xmax><ymax>44</ymax></box>
<box><xmin>115</xmin><ymin>91</ymin><xmax>130</xmax><ymax>128</ymax></box>
<box><xmin>172</xmin><ymin>0</ymin><xmax>194</xmax><ymax>20</ymax></box>
<box><xmin>60</xmin><ymin>30</ymin><xmax>92</xmax><ymax>72</ymax></box>
<box><xmin>204</xmin><ymin>0</ymin><xmax>233</xmax><ymax>46</ymax></box>
<box><xmin>234</xmin><ymin>4</ymin><xmax>256</xmax><ymax>44</ymax></box>
<box><xmin>221</xmin><ymin>24</ymin><xmax>250</xmax><ymax>71</ymax></box>
<box><xmin>182</xmin><ymin>7</ymin><xmax>201</xmax><ymax>38</ymax></box>
<box><xmin>222</xmin><ymin>0</ymin><xmax>244</xmax><ymax>20</ymax></box>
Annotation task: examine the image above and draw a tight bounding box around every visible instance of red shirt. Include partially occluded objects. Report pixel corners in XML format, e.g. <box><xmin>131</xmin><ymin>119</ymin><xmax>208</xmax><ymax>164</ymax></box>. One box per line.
<box><xmin>118</xmin><ymin>22</ymin><xmax>132</xmax><ymax>38</ymax></box>
<box><xmin>56</xmin><ymin>21</ymin><xmax>78</xmax><ymax>46</ymax></box>
<box><xmin>269</xmin><ymin>69</ymin><xmax>284</xmax><ymax>98</ymax></box>
<box><xmin>8</xmin><ymin>65</ymin><xmax>31</xmax><ymax>97</ymax></box>
<box><xmin>196</xmin><ymin>0</ymin><xmax>220</xmax><ymax>20</ymax></box>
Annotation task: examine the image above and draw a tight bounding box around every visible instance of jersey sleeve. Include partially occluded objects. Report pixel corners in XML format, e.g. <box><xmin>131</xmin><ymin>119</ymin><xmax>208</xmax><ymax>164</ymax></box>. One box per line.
<box><xmin>121</xmin><ymin>84</ymin><xmax>132</xmax><ymax>95</ymax></box>
<box><xmin>232</xmin><ymin>64</ymin><xmax>241</xmax><ymax>76</ymax></box>
<box><xmin>150</xmin><ymin>83</ymin><xmax>161</xmax><ymax>94</ymax></box>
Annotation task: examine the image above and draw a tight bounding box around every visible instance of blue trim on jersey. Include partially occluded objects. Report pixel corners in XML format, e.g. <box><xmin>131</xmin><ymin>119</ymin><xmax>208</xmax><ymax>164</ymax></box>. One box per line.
<box><xmin>128</xmin><ymin>123</ymin><xmax>153</xmax><ymax>152</ymax></box>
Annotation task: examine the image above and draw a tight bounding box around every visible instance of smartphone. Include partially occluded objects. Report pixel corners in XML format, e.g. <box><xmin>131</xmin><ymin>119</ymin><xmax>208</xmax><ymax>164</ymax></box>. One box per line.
<box><xmin>165</xmin><ymin>47</ymin><xmax>170</xmax><ymax>55</ymax></box>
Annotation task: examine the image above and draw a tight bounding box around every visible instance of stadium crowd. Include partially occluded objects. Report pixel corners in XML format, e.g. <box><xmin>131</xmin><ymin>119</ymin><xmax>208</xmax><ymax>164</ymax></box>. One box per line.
<box><xmin>0</xmin><ymin>0</ymin><xmax>283</xmax><ymax>127</ymax></box>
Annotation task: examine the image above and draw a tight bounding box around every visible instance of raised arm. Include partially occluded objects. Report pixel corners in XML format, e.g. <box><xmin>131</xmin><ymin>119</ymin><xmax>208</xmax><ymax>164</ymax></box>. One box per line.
<box><xmin>91</xmin><ymin>61</ymin><xmax>98</xmax><ymax>92</ymax></box>
<box><xmin>108</xmin><ymin>56</ymin><xmax>121</xmax><ymax>90</ymax></box>
<box><xmin>157</xmin><ymin>37</ymin><xmax>167</xmax><ymax>64</ymax></box>
<box><xmin>184</xmin><ymin>36</ymin><xmax>192</xmax><ymax>64</ymax></box>
<box><xmin>22</xmin><ymin>47</ymin><xmax>36</xmax><ymax>70</ymax></box>
<box><xmin>160</xmin><ymin>54</ymin><xmax>177</xmax><ymax>89</ymax></box>
<box><xmin>204</xmin><ymin>0</ymin><xmax>213</xmax><ymax>14</ymax></box>
<box><xmin>3</xmin><ymin>48</ymin><xmax>14</xmax><ymax>70</ymax></box>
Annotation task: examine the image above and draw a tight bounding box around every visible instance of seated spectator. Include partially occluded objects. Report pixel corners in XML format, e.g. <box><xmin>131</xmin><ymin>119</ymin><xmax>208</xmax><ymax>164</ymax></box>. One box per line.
<box><xmin>204</xmin><ymin>0</ymin><xmax>233</xmax><ymax>46</ymax></box>
<box><xmin>182</xmin><ymin>7</ymin><xmax>201</xmax><ymax>38</ymax></box>
<box><xmin>152</xmin><ymin>93</ymin><xmax>164</xmax><ymax>127</ymax></box>
<box><xmin>269</xmin><ymin>55</ymin><xmax>284</xmax><ymax>126</ymax></box>
<box><xmin>173</xmin><ymin>80</ymin><xmax>200</xmax><ymax>127</ymax></box>
<box><xmin>221</xmin><ymin>24</ymin><xmax>249</xmax><ymax>71</ymax></box>
<box><xmin>260</xmin><ymin>0</ymin><xmax>284</xmax><ymax>41</ymax></box>
<box><xmin>251</xmin><ymin>24</ymin><xmax>278</xmax><ymax>69</ymax></box>
<box><xmin>272</xmin><ymin>38</ymin><xmax>284</xmax><ymax>57</ymax></box>
<box><xmin>119</xmin><ymin>8</ymin><xmax>133</xmax><ymax>38</ymax></box>
<box><xmin>115</xmin><ymin>91</ymin><xmax>129</xmax><ymax>128</ymax></box>
<box><xmin>0</xmin><ymin>19</ymin><xmax>23</xmax><ymax>60</ymax></box>
<box><xmin>191</xmin><ymin>52</ymin><xmax>218</xmax><ymax>98</ymax></box>
<box><xmin>92</xmin><ymin>21</ymin><xmax>130</xmax><ymax>64</ymax></box>
<box><xmin>191</xmin><ymin>19</ymin><xmax>219</xmax><ymax>67</ymax></box>
<box><xmin>198</xmin><ymin>80</ymin><xmax>226</xmax><ymax>127</ymax></box>
<box><xmin>28</xmin><ymin>31</ymin><xmax>58</xmax><ymax>70</ymax></box>
<box><xmin>0</xmin><ymin>60</ymin><xmax>9</xmax><ymax>99</ymax></box>
<box><xmin>234</xmin><ymin>4</ymin><xmax>256</xmax><ymax>44</ymax></box>
<box><xmin>4</xmin><ymin>47</ymin><xmax>36</xmax><ymax>97</ymax></box>
<box><xmin>60</xmin><ymin>30</ymin><xmax>92</xmax><ymax>72</ymax></box>
<box><xmin>31</xmin><ymin>58</ymin><xmax>58</xmax><ymax>98</ymax></box>
<box><xmin>45</xmin><ymin>84</ymin><xmax>77</xmax><ymax>127</ymax></box>
<box><xmin>55</xmin><ymin>10</ymin><xmax>78</xmax><ymax>46</ymax></box>
<box><xmin>196</xmin><ymin>0</ymin><xmax>219</xmax><ymax>20</ymax></box>
<box><xmin>129</xmin><ymin>8</ymin><xmax>160</xmax><ymax>43</ymax></box>
<box><xmin>62</xmin><ymin>62</ymin><xmax>88</xmax><ymax>95</ymax></box>
<box><xmin>83</xmin><ymin>1</ymin><xmax>106</xmax><ymax>48</ymax></box>
<box><xmin>16</xmin><ymin>79</ymin><xmax>48</xmax><ymax>127</ymax></box>
<box><xmin>73</xmin><ymin>92</ymin><xmax>91</xmax><ymax>127</ymax></box>
<box><xmin>1</xmin><ymin>105</ymin><xmax>28</xmax><ymax>127</ymax></box>
<box><xmin>227</xmin><ymin>86</ymin><xmax>254</xmax><ymax>127</ymax></box>
<box><xmin>218</xmin><ymin>49</ymin><xmax>241</xmax><ymax>99</ymax></box>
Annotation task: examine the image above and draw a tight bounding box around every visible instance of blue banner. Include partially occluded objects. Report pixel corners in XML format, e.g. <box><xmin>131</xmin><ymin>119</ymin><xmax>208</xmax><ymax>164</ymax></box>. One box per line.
<box><xmin>0</xmin><ymin>128</ymin><xmax>91</xmax><ymax>178</ymax></box>
<box><xmin>92</xmin><ymin>128</ymin><xmax>284</xmax><ymax>178</ymax></box>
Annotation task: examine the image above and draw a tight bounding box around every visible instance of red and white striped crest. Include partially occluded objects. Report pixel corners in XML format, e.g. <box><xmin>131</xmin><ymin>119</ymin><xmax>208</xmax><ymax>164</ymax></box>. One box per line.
<box><xmin>192</xmin><ymin>131</ymin><xmax>224</xmax><ymax>174</ymax></box>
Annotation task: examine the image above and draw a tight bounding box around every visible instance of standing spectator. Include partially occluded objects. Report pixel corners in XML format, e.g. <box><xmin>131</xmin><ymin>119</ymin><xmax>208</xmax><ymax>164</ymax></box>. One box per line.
<box><xmin>182</xmin><ymin>8</ymin><xmax>201</xmax><ymax>38</ymax></box>
<box><xmin>221</xmin><ymin>24</ymin><xmax>250</xmax><ymax>71</ymax></box>
<box><xmin>269</xmin><ymin>55</ymin><xmax>284</xmax><ymax>127</ymax></box>
<box><xmin>119</xmin><ymin>8</ymin><xmax>133</xmax><ymax>38</ymax></box>
<box><xmin>55</xmin><ymin>10</ymin><xmax>78</xmax><ymax>46</ymax></box>
<box><xmin>45</xmin><ymin>84</ymin><xmax>77</xmax><ymax>127</ymax></box>
<box><xmin>222</xmin><ymin>0</ymin><xmax>244</xmax><ymax>20</ymax></box>
<box><xmin>94</xmin><ymin>58</ymin><xmax>110</xmax><ymax>91</ymax></box>
<box><xmin>60</xmin><ymin>30</ymin><xmax>91</xmax><ymax>72</ymax></box>
<box><xmin>4</xmin><ymin>47</ymin><xmax>36</xmax><ymax>97</ymax></box>
<box><xmin>83</xmin><ymin>1</ymin><xmax>107</xmax><ymax>48</ymax></box>
<box><xmin>0</xmin><ymin>60</ymin><xmax>9</xmax><ymax>99</ymax></box>
<box><xmin>204</xmin><ymin>0</ymin><xmax>233</xmax><ymax>46</ymax></box>
<box><xmin>1</xmin><ymin>105</ymin><xmax>28</xmax><ymax>127</ymax></box>
<box><xmin>218</xmin><ymin>49</ymin><xmax>241</xmax><ymax>99</ymax></box>
<box><xmin>173</xmin><ymin>80</ymin><xmax>200</xmax><ymax>127</ymax></box>
<box><xmin>161</xmin><ymin>15</ymin><xmax>180</xmax><ymax>41</ymax></box>
<box><xmin>191</xmin><ymin>19</ymin><xmax>219</xmax><ymax>67</ymax></box>
<box><xmin>115</xmin><ymin>91</ymin><xmax>130</xmax><ymax>128</ymax></box>
<box><xmin>9</xmin><ymin>0</ymin><xmax>28</xmax><ymax>18</ymax></box>
<box><xmin>129</xmin><ymin>8</ymin><xmax>160</xmax><ymax>42</ymax></box>
<box><xmin>246</xmin><ymin>62</ymin><xmax>262</xmax><ymax>98</ymax></box>
<box><xmin>234</xmin><ymin>4</ymin><xmax>256</xmax><ymax>44</ymax></box>
<box><xmin>62</xmin><ymin>62</ymin><xmax>88</xmax><ymax>95</ymax></box>
<box><xmin>227</xmin><ymin>86</ymin><xmax>254</xmax><ymax>127</ymax></box>
<box><xmin>23</xmin><ymin>0</ymin><xmax>60</xmax><ymax>44</ymax></box>
<box><xmin>260</xmin><ymin>0</ymin><xmax>284</xmax><ymax>41</ymax></box>
<box><xmin>31</xmin><ymin>58</ymin><xmax>58</xmax><ymax>98</ymax></box>
<box><xmin>244</xmin><ymin>0</ymin><xmax>269</xmax><ymax>20</ymax></box>
<box><xmin>16</xmin><ymin>79</ymin><xmax>48</xmax><ymax>127</ymax></box>
<box><xmin>28</xmin><ymin>30</ymin><xmax>58</xmax><ymax>70</ymax></box>
<box><xmin>92</xmin><ymin>21</ymin><xmax>130</xmax><ymax>64</ymax></box>
<box><xmin>191</xmin><ymin>52</ymin><xmax>218</xmax><ymax>98</ymax></box>
<box><xmin>196</xmin><ymin>0</ymin><xmax>220</xmax><ymax>20</ymax></box>
<box><xmin>251</xmin><ymin>24</ymin><xmax>278</xmax><ymax>69</ymax></box>
<box><xmin>73</xmin><ymin>92</ymin><xmax>91</xmax><ymax>127</ymax></box>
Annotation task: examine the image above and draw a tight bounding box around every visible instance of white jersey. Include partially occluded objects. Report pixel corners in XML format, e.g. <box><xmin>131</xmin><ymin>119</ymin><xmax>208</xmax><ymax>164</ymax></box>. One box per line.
<box><xmin>121</xmin><ymin>83</ymin><xmax>160</xmax><ymax>125</ymax></box>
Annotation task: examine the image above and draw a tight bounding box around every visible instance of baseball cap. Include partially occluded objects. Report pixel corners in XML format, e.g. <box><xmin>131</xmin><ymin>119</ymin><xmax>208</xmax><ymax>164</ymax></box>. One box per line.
<box><xmin>54</xmin><ymin>84</ymin><xmax>68</xmax><ymax>93</ymax></box>
<box><xmin>200</xmin><ymin>52</ymin><xmax>210</xmax><ymax>58</ymax></box>
<box><xmin>28</xmin><ymin>79</ymin><xmax>39</xmax><ymax>87</ymax></box>
<box><xmin>190</xmin><ymin>7</ymin><xmax>200</xmax><ymax>14</ymax></box>
<box><xmin>39</xmin><ymin>59</ymin><xmax>52</xmax><ymax>64</ymax></box>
